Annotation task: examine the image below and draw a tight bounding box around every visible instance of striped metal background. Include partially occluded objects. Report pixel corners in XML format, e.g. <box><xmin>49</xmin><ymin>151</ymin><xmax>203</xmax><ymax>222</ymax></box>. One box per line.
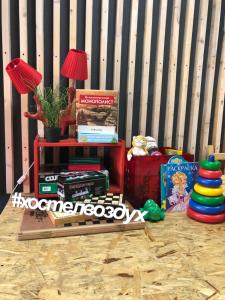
<box><xmin>0</xmin><ymin>0</ymin><xmax>225</xmax><ymax>193</ymax></box>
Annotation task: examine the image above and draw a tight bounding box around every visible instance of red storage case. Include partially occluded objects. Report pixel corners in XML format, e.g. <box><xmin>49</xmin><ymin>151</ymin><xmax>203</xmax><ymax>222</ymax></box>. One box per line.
<box><xmin>125</xmin><ymin>148</ymin><xmax>194</xmax><ymax>208</ymax></box>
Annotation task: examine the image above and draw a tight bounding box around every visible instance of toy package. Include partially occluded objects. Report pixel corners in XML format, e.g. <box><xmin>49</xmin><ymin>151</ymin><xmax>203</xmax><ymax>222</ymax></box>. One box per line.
<box><xmin>38</xmin><ymin>165</ymin><xmax>68</xmax><ymax>194</ymax></box>
<box><xmin>57</xmin><ymin>171</ymin><xmax>108</xmax><ymax>202</ymax></box>
<box><xmin>161</xmin><ymin>156</ymin><xmax>199</xmax><ymax>212</ymax></box>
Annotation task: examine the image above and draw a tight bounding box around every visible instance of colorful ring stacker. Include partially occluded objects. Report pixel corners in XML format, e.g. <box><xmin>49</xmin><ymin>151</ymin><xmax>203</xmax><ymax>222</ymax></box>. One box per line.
<box><xmin>195</xmin><ymin>176</ymin><xmax>222</xmax><ymax>188</ymax></box>
<box><xmin>200</xmin><ymin>155</ymin><xmax>221</xmax><ymax>171</ymax></box>
<box><xmin>199</xmin><ymin>168</ymin><xmax>222</xmax><ymax>179</ymax></box>
<box><xmin>191</xmin><ymin>191</ymin><xmax>225</xmax><ymax>206</ymax></box>
<box><xmin>187</xmin><ymin>207</ymin><xmax>225</xmax><ymax>224</ymax></box>
<box><xmin>194</xmin><ymin>183</ymin><xmax>223</xmax><ymax>197</ymax></box>
<box><xmin>189</xmin><ymin>199</ymin><xmax>225</xmax><ymax>215</ymax></box>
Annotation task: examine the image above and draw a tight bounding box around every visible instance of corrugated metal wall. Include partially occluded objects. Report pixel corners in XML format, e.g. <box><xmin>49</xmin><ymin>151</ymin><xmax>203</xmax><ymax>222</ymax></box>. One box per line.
<box><xmin>0</xmin><ymin>0</ymin><xmax>225</xmax><ymax>193</ymax></box>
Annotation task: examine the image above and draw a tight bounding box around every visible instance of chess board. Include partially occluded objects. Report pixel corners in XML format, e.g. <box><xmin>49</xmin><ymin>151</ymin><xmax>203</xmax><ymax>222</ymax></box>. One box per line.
<box><xmin>79</xmin><ymin>193</ymin><xmax>123</xmax><ymax>206</ymax></box>
<box><xmin>48</xmin><ymin>210</ymin><xmax>96</xmax><ymax>226</ymax></box>
<box><xmin>48</xmin><ymin>193</ymin><xmax>124</xmax><ymax>225</ymax></box>
<box><xmin>18</xmin><ymin>199</ymin><xmax>145</xmax><ymax>241</ymax></box>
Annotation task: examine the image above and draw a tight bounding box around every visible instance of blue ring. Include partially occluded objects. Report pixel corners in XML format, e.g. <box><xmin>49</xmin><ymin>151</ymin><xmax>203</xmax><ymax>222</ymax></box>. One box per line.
<box><xmin>189</xmin><ymin>199</ymin><xmax>225</xmax><ymax>215</ymax></box>
<box><xmin>196</xmin><ymin>176</ymin><xmax>222</xmax><ymax>188</ymax></box>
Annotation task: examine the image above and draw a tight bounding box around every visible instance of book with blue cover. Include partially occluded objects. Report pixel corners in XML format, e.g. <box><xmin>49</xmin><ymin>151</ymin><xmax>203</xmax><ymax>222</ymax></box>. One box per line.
<box><xmin>161</xmin><ymin>156</ymin><xmax>199</xmax><ymax>212</ymax></box>
<box><xmin>160</xmin><ymin>164</ymin><xmax>167</xmax><ymax>210</ymax></box>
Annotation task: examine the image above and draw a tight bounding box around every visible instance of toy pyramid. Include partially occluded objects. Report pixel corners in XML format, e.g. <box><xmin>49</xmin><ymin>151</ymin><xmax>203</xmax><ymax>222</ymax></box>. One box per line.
<box><xmin>187</xmin><ymin>155</ymin><xmax>225</xmax><ymax>223</ymax></box>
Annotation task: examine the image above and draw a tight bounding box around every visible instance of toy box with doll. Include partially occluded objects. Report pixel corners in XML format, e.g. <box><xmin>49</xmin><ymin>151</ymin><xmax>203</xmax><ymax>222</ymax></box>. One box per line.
<box><xmin>126</xmin><ymin>136</ymin><xmax>194</xmax><ymax>208</ymax></box>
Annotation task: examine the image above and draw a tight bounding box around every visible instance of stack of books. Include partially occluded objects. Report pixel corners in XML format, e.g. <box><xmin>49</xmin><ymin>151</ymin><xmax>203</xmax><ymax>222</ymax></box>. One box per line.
<box><xmin>68</xmin><ymin>157</ymin><xmax>102</xmax><ymax>172</ymax></box>
<box><xmin>75</xmin><ymin>89</ymin><xmax>119</xmax><ymax>143</ymax></box>
<box><xmin>77</xmin><ymin>125</ymin><xmax>118</xmax><ymax>143</ymax></box>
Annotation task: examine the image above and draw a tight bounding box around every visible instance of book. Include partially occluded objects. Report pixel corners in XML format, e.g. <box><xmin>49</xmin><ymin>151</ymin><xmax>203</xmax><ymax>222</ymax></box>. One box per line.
<box><xmin>68</xmin><ymin>164</ymin><xmax>101</xmax><ymax>172</ymax></box>
<box><xmin>164</xmin><ymin>156</ymin><xmax>199</xmax><ymax>212</ymax></box>
<box><xmin>78</xmin><ymin>132</ymin><xmax>118</xmax><ymax>143</ymax></box>
<box><xmin>76</xmin><ymin>89</ymin><xmax>119</xmax><ymax>129</ymax></box>
<box><xmin>78</xmin><ymin>125</ymin><xmax>115</xmax><ymax>134</ymax></box>
<box><xmin>160</xmin><ymin>164</ymin><xmax>167</xmax><ymax>210</ymax></box>
<box><xmin>69</xmin><ymin>157</ymin><xmax>101</xmax><ymax>164</ymax></box>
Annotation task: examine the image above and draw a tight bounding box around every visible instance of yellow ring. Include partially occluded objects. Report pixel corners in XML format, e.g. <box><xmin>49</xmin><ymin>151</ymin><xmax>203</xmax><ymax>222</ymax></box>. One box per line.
<box><xmin>194</xmin><ymin>183</ymin><xmax>223</xmax><ymax>197</ymax></box>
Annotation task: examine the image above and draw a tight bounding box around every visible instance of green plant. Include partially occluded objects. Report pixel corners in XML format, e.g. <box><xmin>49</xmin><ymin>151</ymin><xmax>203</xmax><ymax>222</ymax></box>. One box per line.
<box><xmin>35</xmin><ymin>86</ymin><xmax>68</xmax><ymax>128</ymax></box>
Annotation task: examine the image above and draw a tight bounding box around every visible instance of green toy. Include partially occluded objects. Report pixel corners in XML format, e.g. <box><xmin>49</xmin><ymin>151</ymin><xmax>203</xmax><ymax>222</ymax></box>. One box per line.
<box><xmin>140</xmin><ymin>200</ymin><xmax>165</xmax><ymax>221</ymax></box>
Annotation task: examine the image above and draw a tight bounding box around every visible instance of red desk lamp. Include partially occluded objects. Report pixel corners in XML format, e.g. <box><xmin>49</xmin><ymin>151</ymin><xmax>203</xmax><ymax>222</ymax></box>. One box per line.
<box><xmin>6</xmin><ymin>58</ymin><xmax>42</xmax><ymax>94</ymax></box>
<box><xmin>6</xmin><ymin>58</ymin><xmax>46</xmax><ymax>124</ymax></box>
<box><xmin>60</xmin><ymin>49</ymin><xmax>88</xmax><ymax>135</ymax></box>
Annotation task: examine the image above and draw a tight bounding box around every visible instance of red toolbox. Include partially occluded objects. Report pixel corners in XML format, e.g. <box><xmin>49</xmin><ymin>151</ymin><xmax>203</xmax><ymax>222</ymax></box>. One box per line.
<box><xmin>125</xmin><ymin>148</ymin><xmax>194</xmax><ymax>208</ymax></box>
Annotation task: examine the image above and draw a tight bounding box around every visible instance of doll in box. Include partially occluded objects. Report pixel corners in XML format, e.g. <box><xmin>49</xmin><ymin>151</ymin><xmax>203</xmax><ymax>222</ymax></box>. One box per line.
<box><xmin>127</xmin><ymin>135</ymin><xmax>148</xmax><ymax>161</ymax></box>
<box><xmin>146</xmin><ymin>136</ymin><xmax>162</xmax><ymax>156</ymax></box>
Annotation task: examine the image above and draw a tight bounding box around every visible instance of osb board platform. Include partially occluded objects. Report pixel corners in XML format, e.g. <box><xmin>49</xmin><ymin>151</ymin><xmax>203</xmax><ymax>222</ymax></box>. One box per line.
<box><xmin>18</xmin><ymin>204</ymin><xmax>145</xmax><ymax>241</ymax></box>
<box><xmin>1</xmin><ymin>202</ymin><xmax>225</xmax><ymax>299</ymax></box>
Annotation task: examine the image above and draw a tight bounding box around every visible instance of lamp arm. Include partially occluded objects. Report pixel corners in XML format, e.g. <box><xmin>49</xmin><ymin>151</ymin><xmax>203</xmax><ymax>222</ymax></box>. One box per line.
<box><xmin>59</xmin><ymin>85</ymin><xmax>76</xmax><ymax>135</ymax></box>
<box><xmin>24</xmin><ymin>95</ymin><xmax>48</xmax><ymax>125</ymax></box>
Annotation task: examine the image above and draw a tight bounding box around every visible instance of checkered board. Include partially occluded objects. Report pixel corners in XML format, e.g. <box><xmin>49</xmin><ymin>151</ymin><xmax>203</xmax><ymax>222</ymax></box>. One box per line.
<box><xmin>78</xmin><ymin>193</ymin><xmax>123</xmax><ymax>207</ymax></box>
<box><xmin>47</xmin><ymin>193</ymin><xmax>124</xmax><ymax>226</ymax></box>
<box><xmin>18</xmin><ymin>200</ymin><xmax>145</xmax><ymax>240</ymax></box>
<box><xmin>63</xmin><ymin>217</ymin><xmax>122</xmax><ymax>227</ymax></box>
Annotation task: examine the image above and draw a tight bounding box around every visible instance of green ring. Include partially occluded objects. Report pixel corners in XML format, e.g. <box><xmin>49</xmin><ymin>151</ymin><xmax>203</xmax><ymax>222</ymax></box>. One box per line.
<box><xmin>200</xmin><ymin>159</ymin><xmax>221</xmax><ymax>171</ymax></box>
<box><xmin>191</xmin><ymin>191</ymin><xmax>225</xmax><ymax>206</ymax></box>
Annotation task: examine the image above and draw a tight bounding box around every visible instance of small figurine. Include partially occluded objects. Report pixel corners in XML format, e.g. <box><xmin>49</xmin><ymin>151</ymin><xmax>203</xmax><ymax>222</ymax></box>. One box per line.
<box><xmin>127</xmin><ymin>135</ymin><xmax>148</xmax><ymax>161</ymax></box>
<box><xmin>140</xmin><ymin>199</ymin><xmax>165</xmax><ymax>221</ymax></box>
<box><xmin>145</xmin><ymin>136</ymin><xmax>162</xmax><ymax>156</ymax></box>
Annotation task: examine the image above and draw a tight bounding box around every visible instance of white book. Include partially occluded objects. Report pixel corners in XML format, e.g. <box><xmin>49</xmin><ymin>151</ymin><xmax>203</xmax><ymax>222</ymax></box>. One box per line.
<box><xmin>78</xmin><ymin>125</ymin><xmax>115</xmax><ymax>134</ymax></box>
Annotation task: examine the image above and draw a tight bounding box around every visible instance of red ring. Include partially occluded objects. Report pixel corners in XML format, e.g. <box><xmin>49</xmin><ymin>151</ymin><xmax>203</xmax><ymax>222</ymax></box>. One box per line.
<box><xmin>187</xmin><ymin>207</ymin><xmax>225</xmax><ymax>224</ymax></box>
<box><xmin>199</xmin><ymin>168</ymin><xmax>222</xmax><ymax>179</ymax></box>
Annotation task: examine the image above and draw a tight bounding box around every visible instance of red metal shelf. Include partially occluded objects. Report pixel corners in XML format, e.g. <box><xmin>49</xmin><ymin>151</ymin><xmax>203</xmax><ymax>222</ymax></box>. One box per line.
<box><xmin>34</xmin><ymin>136</ymin><xmax>125</xmax><ymax>198</ymax></box>
<box><xmin>35</xmin><ymin>136</ymin><xmax>124</xmax><ymax>148</ymax></box>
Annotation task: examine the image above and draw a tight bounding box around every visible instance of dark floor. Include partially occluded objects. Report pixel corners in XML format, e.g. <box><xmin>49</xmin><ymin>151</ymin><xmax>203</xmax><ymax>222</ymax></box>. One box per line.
<box><xmin>0</xmin><ymin>194</ymin><xmax>10</xmax><ymax>214</ymax></box>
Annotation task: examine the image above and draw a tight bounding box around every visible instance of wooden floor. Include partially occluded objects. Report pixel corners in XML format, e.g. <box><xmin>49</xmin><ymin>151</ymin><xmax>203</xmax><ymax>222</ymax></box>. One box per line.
<box><xmin>1</xmin><ymin>203</ymin><xmax>225</xmax><ymax>300</ymax></box>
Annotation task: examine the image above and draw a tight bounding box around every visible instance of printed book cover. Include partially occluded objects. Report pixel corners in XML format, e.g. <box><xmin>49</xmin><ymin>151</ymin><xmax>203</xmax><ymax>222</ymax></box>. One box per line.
<box><xmin>76</xmin><ymin>89</ymin><xmax>119</xmax><ymax>129</ymax></box>
<box><xmin>165</xmin><ymin>156</ymin><xmax>199</xmax><ymax>212</ymax></box>
<box><xmin>160</xmin><ymin>164</ymin><xmax>167</xmax><ymax>210</ymax></box>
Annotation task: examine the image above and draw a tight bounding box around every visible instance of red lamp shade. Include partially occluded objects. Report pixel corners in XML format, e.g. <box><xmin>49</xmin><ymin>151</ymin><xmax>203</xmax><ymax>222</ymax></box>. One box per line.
<box><xmin>61</xmin><ymin>49</ymin><xmax>88</xmax><ymax>80</ymax></box>
<box><xmin>6</xmin><ymin>58</ymin><xmax>42</xmax><ymax>94</ymax></box>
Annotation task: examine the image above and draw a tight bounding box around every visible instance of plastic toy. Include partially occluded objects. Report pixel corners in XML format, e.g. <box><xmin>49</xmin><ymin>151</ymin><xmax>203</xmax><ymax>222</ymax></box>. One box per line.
<box><xmin>195</xmin><ymin>176</ymin><xmax>222</xmax><ymax>188</ymax></box>
<box><xmin>199</xmin><ymin>168</ymin><xmax>222</xmax><ymax>179</ymax></box>
<box><xmin>187</xmin><ymin>155</ymin><xmax>225</xmax><ymax>224</ymax></box>
<box><xmin>140</xmin><ymin>199</ymin><xmax>165</xmax><ymax>221</ymax></box>
<box><xmin>187</xmin><ymin>207</ymin><xmax>225</xmax><ymax>224</ymax></box>
<box><xmin>200</xmin><ymin>155</ymin><xmax>221</xmax><ymax>170</ymax></box>
<box><xmin>150</xmin><ymin>150</ymin><xmax>162</xmax><ymax>156</ymax></box>
<box><xmin>127</xmin><ymin>135</ymin><xmax>148</xmax><ymax>161</ymax></box>
<box><xmin>194</xmin><ymin>183</ymin><xmax>223</xmax><ymax>196</ymax></box>
<box><xmin>164</xmin><ymin>148</ymin><xmax>183</xmax><ymax>155</ymax></box>
<box><xmin>145</xmin><ymin>136</ymin><xmax>158</xmax><ymax>153</ymax></box>
<box><xmin>191</xmin><ymin>191</ymin><xmax>225</xmax><ymax>206</ymax></box>
<box><xmin>189</xmin><ymin>199</ymin><xmax>225</xmax><ymax>215</ymax></box>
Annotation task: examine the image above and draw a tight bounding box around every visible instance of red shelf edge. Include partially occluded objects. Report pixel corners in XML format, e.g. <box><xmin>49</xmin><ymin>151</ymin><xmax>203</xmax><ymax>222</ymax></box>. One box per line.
<box><xmin>35</xmin><ymin>136</ymin><xmax>125</xmax><ymax>147</ymax></box>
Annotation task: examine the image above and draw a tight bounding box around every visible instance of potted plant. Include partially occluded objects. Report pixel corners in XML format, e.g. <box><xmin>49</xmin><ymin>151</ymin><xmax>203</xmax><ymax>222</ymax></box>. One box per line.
<box><xmin>36</xmin><ymin>87</ymin><xmax>67</xmax><ymax>142</ymax></box>
<box><xmin>24</xmin><ymin>86</ymin><xmax>76</xmax><ymax>142</ymax></box>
